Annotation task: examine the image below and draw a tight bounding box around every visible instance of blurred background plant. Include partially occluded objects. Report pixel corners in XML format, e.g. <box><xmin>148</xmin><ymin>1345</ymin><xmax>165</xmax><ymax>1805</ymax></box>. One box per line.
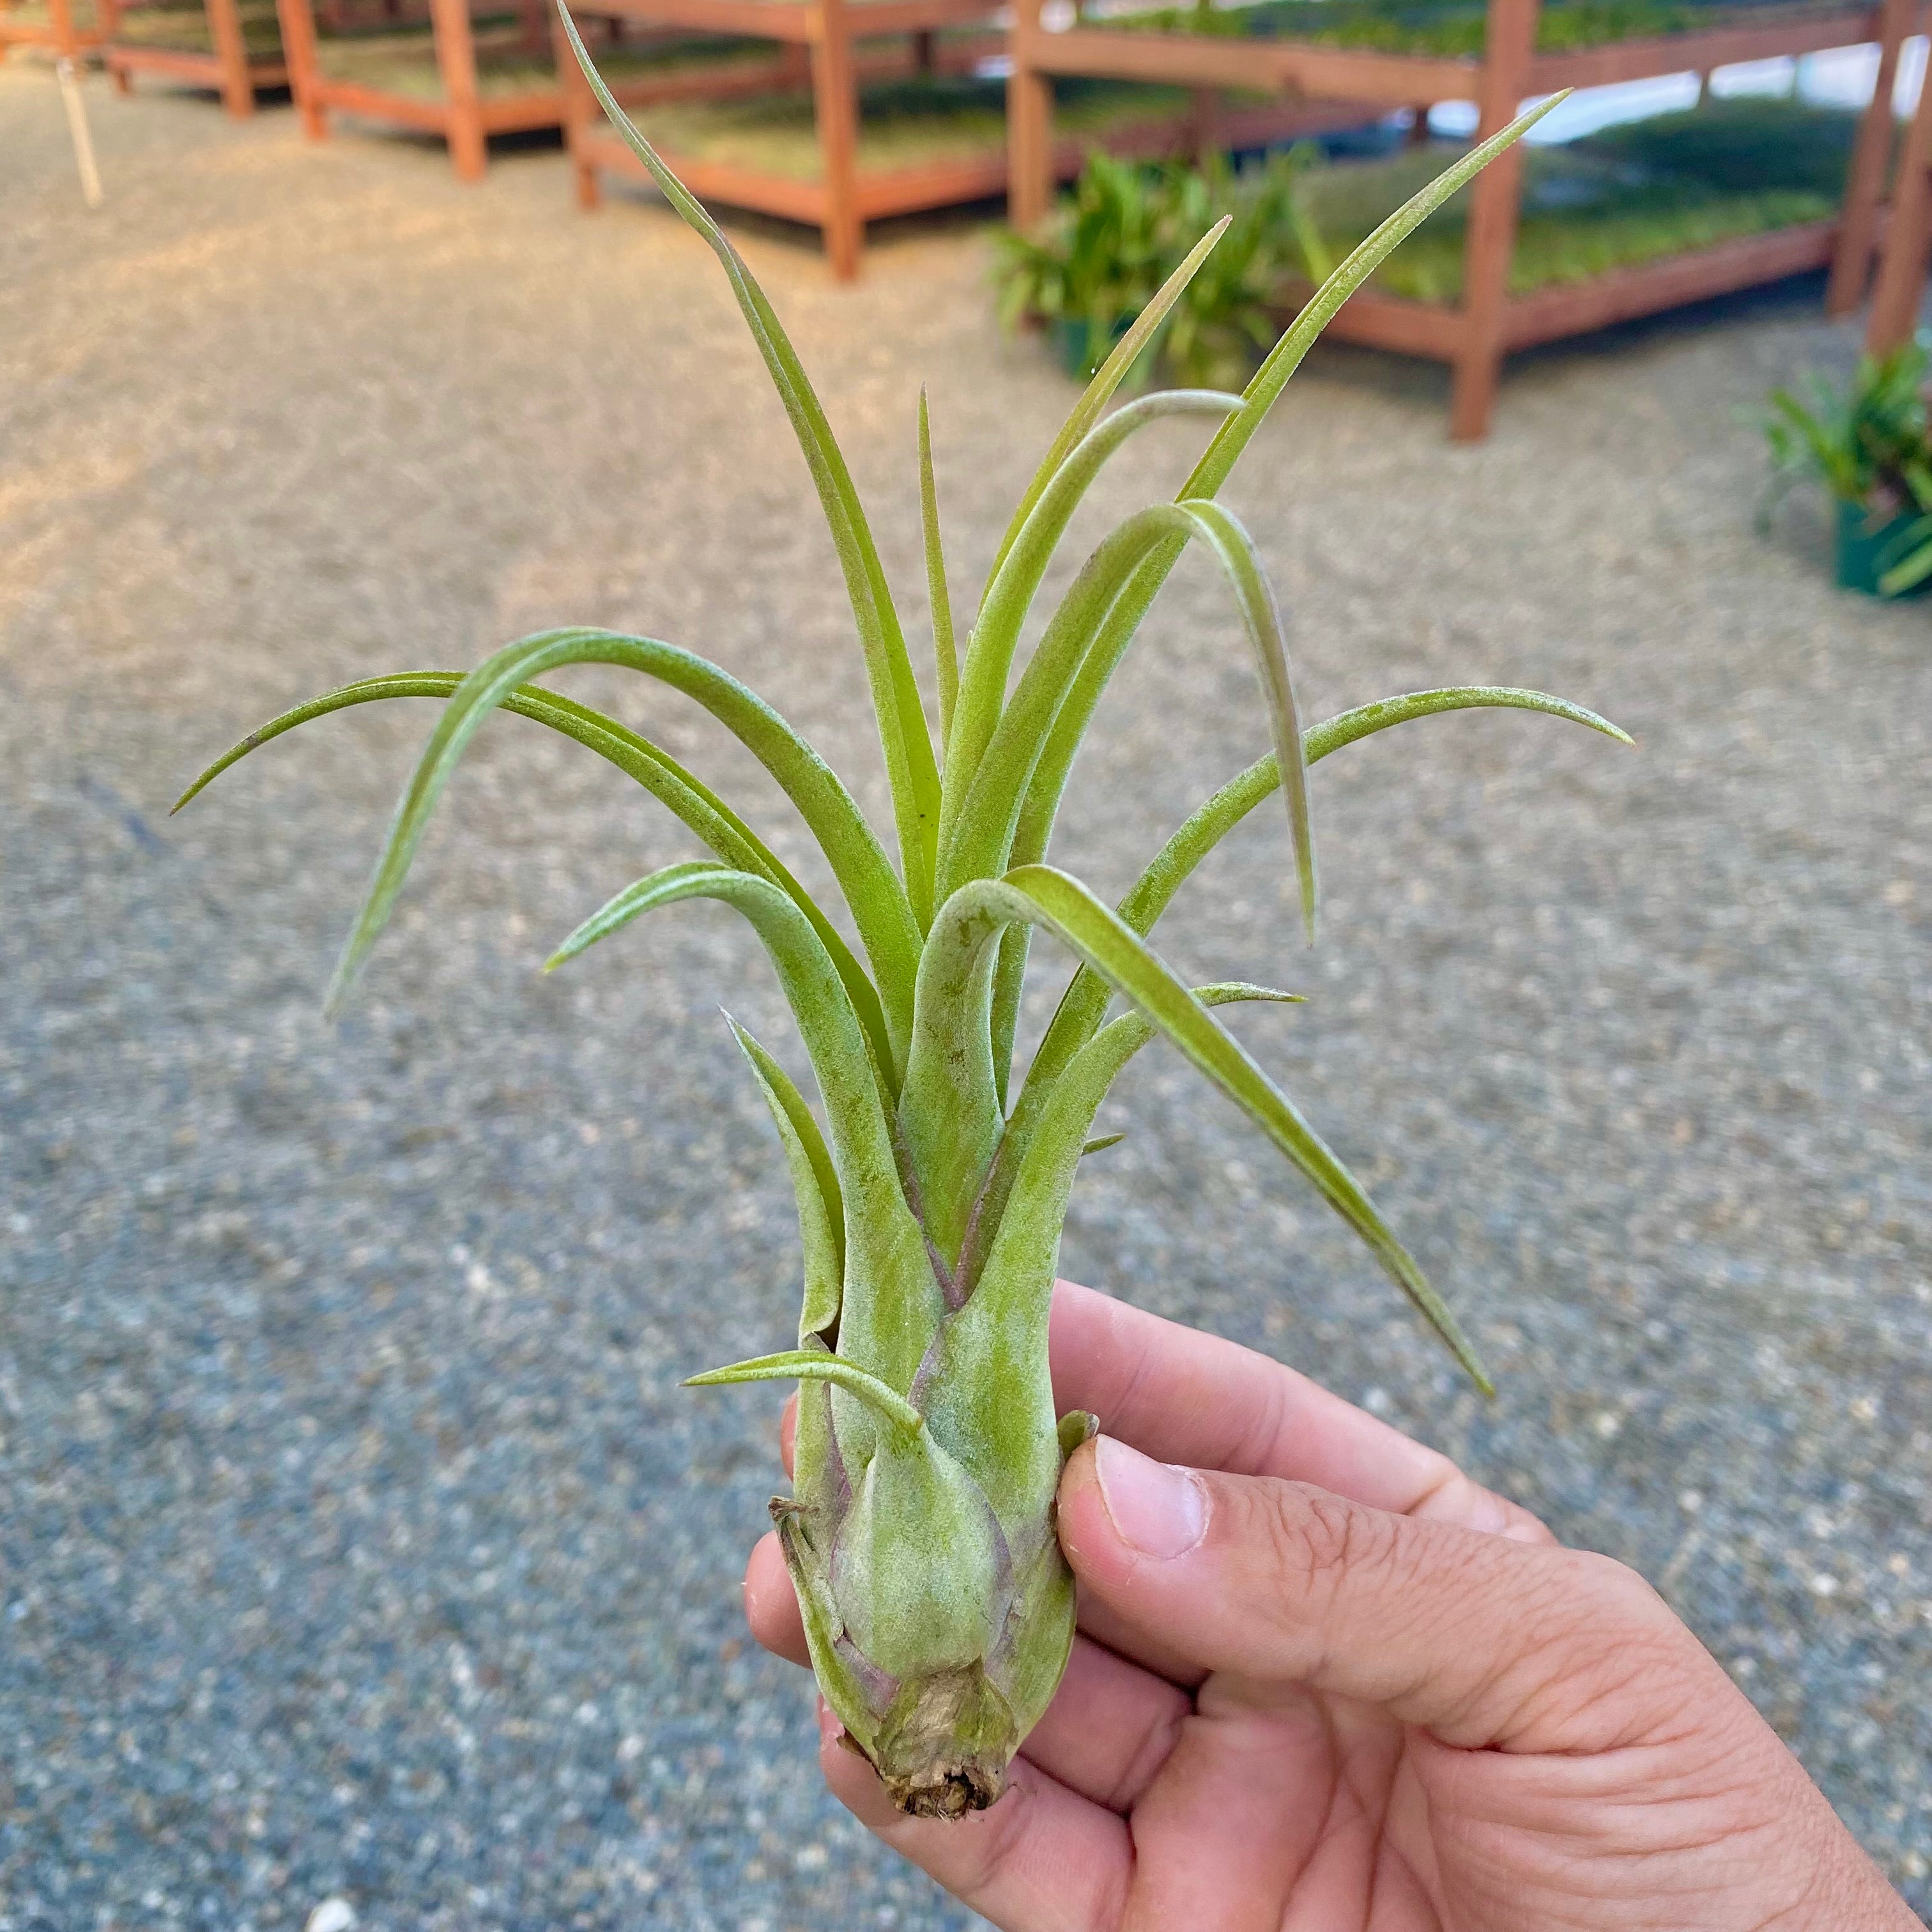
<box><xmin>993</xmin><ymin>144</ymin><xmax>1328</xmax><ymax>386</ymax></box>
<box><xmin>1763</xmin><ymin>334</ymin><xmax>1932</xmax><ymax>596</ymax></box>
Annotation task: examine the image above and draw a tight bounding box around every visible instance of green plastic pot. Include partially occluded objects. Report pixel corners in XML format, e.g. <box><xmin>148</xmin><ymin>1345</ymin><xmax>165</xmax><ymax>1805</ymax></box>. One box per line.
<box><xmin>1834</xmin><ymin>498</ymin><xmax>1932</xmax><ymax>599</ymax></box>
<box><xmin>1047</xmin><ymin>313</ymin><xmax>1136</xmax><ymax>380</ymax></box>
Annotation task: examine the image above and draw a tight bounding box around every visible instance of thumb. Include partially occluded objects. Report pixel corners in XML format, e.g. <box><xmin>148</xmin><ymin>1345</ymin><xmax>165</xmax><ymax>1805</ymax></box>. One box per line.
<box><xmin>1057</xmin><ymin>1434</ymin><xmax>1703</xmax><ymax>1754</ymax></box>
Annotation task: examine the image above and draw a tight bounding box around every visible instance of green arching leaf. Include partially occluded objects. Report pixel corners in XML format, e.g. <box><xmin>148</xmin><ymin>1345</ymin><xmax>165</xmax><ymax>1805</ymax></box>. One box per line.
<box><xmin>976</xmin><ymin>98</ymin><xmax>1575</xmax><ymax>888</ymax></box>
<box><xmin>174</xmin><ymin>670</ymin><xmax>896</xmax><ymax>1081</ymax></box>
<box><xmin>919</xmin><ymin>388</ymin><xmax>959</xmax><ymax>758</ymax></box>
<box><xmin>314</xmin><ymin>627</ymin><xmax>922</xmax><ymax>1082</ymax></box>
<box><xmin>988</xmin><ymin>215</ymin><xmax>1232</xmax><ymax>588</ymax></box>
<box><xmin>727</xmin><ymin>1017</ymin><xmax>844</xmax><ymax>1342</ymax></box>
<box><xmin>1182</xmin><ymin>95</ymin><xmax>1568</xmax><ymax>505</ymax></box>
<box><xmin>971</xmin><ymin>499</ymin><xmax>1307</xmax><ymax>1090</ymax></box>
<box><xmin>946</xmin><ymin>504</ymin><xmax>1176</xmax><ymax>898</ymax></box>
<box><xmin>965</xmin><ymin>981</ymin><xmax>1303</xmax><ymax>1294</ymax></box>
<box><xmin>556</xmin><ymin>3</ymin><xmax>940</xmax><ymax>926</ymax></box>
<box><xmin>940</xmin><ymin>390</ymin><xmax>1241</xmax><ymax>868</ymax></box>
<box><xmin>1079</xmin><ymin>1133</ymin><xmax>1126</xmax><ymax>1157</ymax></box>
<box><xmin>1170</xmin><ymin>500</ymin><xmax>1315</xmax><ymax>944</ymax></box>
<box><xmin>1014</xmin><ymin>686</ymin><xmax>1631</xmax><ymax>1165</ymax></box>
<box><xmin>686</xmin><ymin>1347</ymin><xmax>924</xmax><ymax>1439</ymax></box>
<box><xmin>543</xmin><ymin>861</ymin><xmax>942</xmax><ymax>1401</ymax></box>
<box><xmin>946</xmin><ymin>498</ymin><xmax>1310</xmax><ymax>908</ymax></box>
<box><xmin>896</xmin><ymin>885</ymin><xmax>1009</xmax><ymax>1273</ymax></box>
<box><xmin>958</xmin><ymin>866</ymin><xmax>1492</xmax><ymax>1391</ymax></box>
<box><xmin>924</xmin><ymin>977</ymin><xmax>1309</xmax><ymax>1558</ymax></box>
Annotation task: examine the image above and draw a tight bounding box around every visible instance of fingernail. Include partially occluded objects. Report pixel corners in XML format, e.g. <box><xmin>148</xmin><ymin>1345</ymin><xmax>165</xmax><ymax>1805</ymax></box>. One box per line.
<box><xmin>1093</xmin><ymin>1435</ymin><xmax>1207</xmax><ymax>1560</ymax></box>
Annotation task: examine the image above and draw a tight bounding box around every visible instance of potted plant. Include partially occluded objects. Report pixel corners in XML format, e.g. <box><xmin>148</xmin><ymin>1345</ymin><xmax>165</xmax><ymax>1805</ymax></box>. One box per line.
<box><xmin>994</xmin><ymin>147</ymin><xmax>1331</xmax><ymax>386</ymax></box>
<box><xmin>176</xmin><ymin>48</ymin><xmax>1614</xmax><ymax>1818</ymax></box>
<box><xmin>994</xmin><ymin>150</ymin><xmax>1171</xmax><ymax>380</ymax></box>
<box><xmin>1765</xmin><ymin>336</ymin><xmax>1932</xmax><ymax>599</ymax></box>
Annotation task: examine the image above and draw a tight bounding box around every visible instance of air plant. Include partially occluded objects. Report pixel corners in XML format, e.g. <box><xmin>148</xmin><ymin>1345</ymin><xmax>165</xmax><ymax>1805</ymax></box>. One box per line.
<box><xmin>175</xmin><ymin>43</ymin><xmax>1620</xmax><ymax>1820</ymax></box>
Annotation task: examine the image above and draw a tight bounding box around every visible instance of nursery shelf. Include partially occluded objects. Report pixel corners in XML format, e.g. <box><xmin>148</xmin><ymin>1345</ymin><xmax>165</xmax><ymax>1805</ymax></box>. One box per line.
<box><xmin>564</xmin><ymin>0</ymin><xmax>1014</xmax><ymax>275</ymax></box>
<box><xmin>1008</xmin><ymin>0</ymin><xmax>1931</xmax><ymax>435</ymax></box>
<box><xmin>569</xmin><ymin>58</ymin><xmax>1379</xmax><ymax>266</ymax></box>
<box><xmin>0</xmin><ymin>0</ymin><xmax>120</xmax><ymax>59</ymax></box>
<box><xmin>105</xmin><ymin>0</ymin><xmax>287</xmax><ymax>114</ymax></box>
<box><xmin>275</xmin><ymin>0</ymin><xmax>799</xmax><ymax>178</ymax></box>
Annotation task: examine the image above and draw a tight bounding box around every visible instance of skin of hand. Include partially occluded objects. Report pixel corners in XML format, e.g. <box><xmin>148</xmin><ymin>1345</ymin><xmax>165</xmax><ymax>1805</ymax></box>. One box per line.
<box><xmin>742</xmin><ymin>1280</ymin><xmax>1919</xmax><ymax>1932</ymax></box>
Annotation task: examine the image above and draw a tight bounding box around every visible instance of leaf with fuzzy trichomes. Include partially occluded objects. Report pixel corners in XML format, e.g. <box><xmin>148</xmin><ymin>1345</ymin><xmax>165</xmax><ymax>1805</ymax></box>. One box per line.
<box><xmin>963</xmin><ymin>104</ymin><xmax>1568</xmax><ymax>1092</ymax></box>
<box><xmin>927</xmin><ymin>866</ymin><xmax>1491</xmax><ymax>1391</ymax></box>
<box><xmin>939</xmin><ymin>390</ymin><xmax>1239</xmax><ymax>867</ymax></box>
<box><xmin>918</xmin><ymin>388</ymin><xmax>959</xmax><ymax>757</ymax></box>
<box><xmin>921</xmin><ymin>980</ymin><xmax>1310</xmax><ymax>1554</ymax></box>
<box><xmin>172</xmin><ymin>670</ymin><xmax>896</xmax><ymax>1081</ymax></box>
<box><xmin>986</xmin><ymin>215</ymin><xmax>1232</xmax><ymax>591</ymax></box>
<box><xmin>945</xmin><ymin>498</ymin><xmax>1314</xmax><ymax>933</ymax></box>
<box><xmin>728</xmin><ymin>1018</ymin><xmax>843</xmax><ymax>1342</ymax></box>
<box><xmin>556</xmin><ymin>3</ymin><xmax>940</xmax><ymax>926</ymax></box>
<box><xmin>918</xmin><ymin>539</ymin><xmax>1310</xmax><ymax>1264</ymax></box>
<box><xmin>546</xmin><ymin>861</ymin><xmax>941</xmax><ymax>1399</ymax></box>
<box><xmin>977</xmin><ymin>94</ymin><xmax>1574</xmax><ymax>1024</ymax></box>
<box><xmin>1001</xmin><ymin>687</ymin><xmax>1632</xmax><ymax>1207</ymax></box>
<box><xmin>687</xmin><ymin>1347</ymin><xmax>922</xmax><ymax>1437</ymax></box>
<box><xmin>313</xmin><ymin>627</ymin><xmax>923</xmax><ymax>1085</ymax></box>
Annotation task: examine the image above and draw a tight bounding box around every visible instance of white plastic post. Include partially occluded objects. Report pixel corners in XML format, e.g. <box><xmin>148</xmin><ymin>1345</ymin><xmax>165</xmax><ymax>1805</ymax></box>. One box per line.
<box><xmin>56</xmin><ymin>56</ymin><xmax>105</xmax><ymax>208</ymax></box>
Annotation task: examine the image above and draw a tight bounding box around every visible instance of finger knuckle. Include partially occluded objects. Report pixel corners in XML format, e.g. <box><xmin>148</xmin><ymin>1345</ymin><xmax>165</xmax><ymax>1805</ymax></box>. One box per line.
<box><xmin>1249</xmin><ymin>1479</ymin><xmax>1399</xmax><ymax>1602</ymax></box>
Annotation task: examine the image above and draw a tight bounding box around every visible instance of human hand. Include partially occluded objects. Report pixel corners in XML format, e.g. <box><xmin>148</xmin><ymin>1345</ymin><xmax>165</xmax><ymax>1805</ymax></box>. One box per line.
<box><xmin>744</xmin><ymin>1280</ymin><xmax>1917</xmax><ymax>1931</ymax></box>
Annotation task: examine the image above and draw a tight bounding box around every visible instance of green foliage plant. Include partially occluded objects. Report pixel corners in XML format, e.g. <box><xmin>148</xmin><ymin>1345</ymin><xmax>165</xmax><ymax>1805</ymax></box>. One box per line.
<box><xmin>994</xmin><ymin>149</ymin><xmax>1175</xmax><ymax>379</ymax></box>
<box><xmin>175</xmin><ymin>42</ymin><xmax>1622</xmax><ymax>1819</ymax></box>
<box><xmin>995</xmin><ymin>146</ymin><xmax>1331</xmax><ymax>387</ymax></box>
<box><xmin>1116</xmin><ymin>0</ymin><xmax>1759</xmax><ymax>59</ymax></box>
<box><xmin>1765</xmin><ymin>335</ymin><xmax>1932</xmax><ymax>595</ymax></box>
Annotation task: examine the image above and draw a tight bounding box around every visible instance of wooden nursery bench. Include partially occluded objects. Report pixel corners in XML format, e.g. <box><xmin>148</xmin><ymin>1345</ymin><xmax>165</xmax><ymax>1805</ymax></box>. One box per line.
<box><xmin>558</xmin><ymin>0</ymin><xmax>1377</xmax><ymax>277</ymax></box>
<box><xmin>1007</xmin><ymin>0</ymin><xmax>1925</xmax><ymax>437</ymax></box>
<box><xmin>275</xmin><ymin>0</ymin><xmax>799</xmax><ymax>178</ymax></box>
<box><xmin>0</xmin><ymin>0</ymin><xmax>119</xmax><ymax>62</ymax></box>
<box><xmin>105</xmin><ymin>0</ymin><xmax>288</xmax><ymax>114</ymax></box>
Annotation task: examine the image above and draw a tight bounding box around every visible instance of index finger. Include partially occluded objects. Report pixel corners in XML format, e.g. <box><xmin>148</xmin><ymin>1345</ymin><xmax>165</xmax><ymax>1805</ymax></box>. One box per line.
<box><xmin>1049</xmin><ymin>1279</ymin><xmax>1549</xmax><ymax>1541</ymax></box>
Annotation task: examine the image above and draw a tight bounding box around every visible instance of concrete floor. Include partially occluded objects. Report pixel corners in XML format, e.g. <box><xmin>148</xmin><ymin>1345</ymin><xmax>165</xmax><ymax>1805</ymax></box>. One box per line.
<box><xmin>1</xmin><ymin>57</ymin><xmax>1928</xmax><ymax>1932</ymax></box>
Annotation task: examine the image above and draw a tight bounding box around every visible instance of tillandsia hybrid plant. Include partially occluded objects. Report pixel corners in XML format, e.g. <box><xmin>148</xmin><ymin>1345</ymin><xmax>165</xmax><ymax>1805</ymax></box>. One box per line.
<box><xmin>175</xmin><ymin>35</ymin><xmax>1622</xmax><ymax>1818</ymax></box>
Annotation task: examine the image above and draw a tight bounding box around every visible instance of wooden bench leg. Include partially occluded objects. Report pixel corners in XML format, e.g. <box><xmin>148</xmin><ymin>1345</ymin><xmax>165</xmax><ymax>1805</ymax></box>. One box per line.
<box><xmin>429</xmin><ymin>0</ymin><xmax>487</xmax><ymax>180</ymax></box>
<box><xmin>1827</xmin><ymin>0</ymin><xmax>1913</xmax><ymax>316</ymax></box>
<box><xmin>1866</xmin><ymin>57</ymin><xmax>1932</xmax><ymax>352</ymax></box>
<box><xmin>811</xmin><ymin>3</ymin><xmax>862</xmax><ymax>279</ymax></box>
<box><xmin>1006</xmin><ymin>0</ymin><xmax>1052</xmax><ymax>235</ymax></box>
<box><xmin>209</xmin><ymin>0</ymin><xmax>254</xmax><ymax>115</ymax></box>
<box><xmin>275</xmin><ymin>0</ymin><xmax>329</xmax><ymax>139</ymax></box>
<box><xmin>1449</xmin><ymin>0</ymin><xmax>1536</xmax><ymax>441</ymax></box>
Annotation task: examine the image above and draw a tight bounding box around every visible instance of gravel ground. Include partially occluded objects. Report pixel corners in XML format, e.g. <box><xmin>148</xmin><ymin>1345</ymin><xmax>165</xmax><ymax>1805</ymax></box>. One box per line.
<box><xmin>3</xmin><ymin>60</ymin><xmax>1929</xmax><ymax>1932</ymax></box>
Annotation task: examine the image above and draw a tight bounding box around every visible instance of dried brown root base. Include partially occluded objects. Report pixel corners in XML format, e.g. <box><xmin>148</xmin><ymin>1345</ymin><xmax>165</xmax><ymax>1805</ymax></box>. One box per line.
<box><xmin>870</xmin><ymin>1664</ymin><xmax>1016</xmax><ymax>1817</ymax></box>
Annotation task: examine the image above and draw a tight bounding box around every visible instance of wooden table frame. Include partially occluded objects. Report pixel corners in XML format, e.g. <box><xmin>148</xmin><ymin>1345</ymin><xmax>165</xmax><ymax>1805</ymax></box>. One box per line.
<box><xmin>1864</xmin><ymin>8</ymin><xmax>1932</xmax><ymax>349</ymax></box>
<box><xmin>105</xmin><ymin>0</ymin><xmax>288</xmax><ymax>114</ymax></box>
<box><xmin>1008</xmin><ymin>0</ymin><xmax>1923</xmax><ymax>436</ymax></box>
<box><xmin>560</xmin><ymin>0</ymin><xmax>1381</xmax><ymax>275</ymax></box>
<box><xmin>0</xmin><ymin>0</ymin><xmax>120</xmax><ymax>61</ymax></box>
<box><xmin>275</xmin><ymin>0</ymin><xmax>788</xmax><ymax>178</ymax></box>
<box><xmin>560</xmin><ymin>0</ymin><xmax>1003</xmax><ymax>277</ymax></box>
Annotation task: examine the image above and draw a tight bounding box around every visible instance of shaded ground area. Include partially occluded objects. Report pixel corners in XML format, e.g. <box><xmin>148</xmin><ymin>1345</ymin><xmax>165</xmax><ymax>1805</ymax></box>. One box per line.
<box><xmin>3</xmin><ymin>60</ymin><xmax>1929</xmax><ymax>1932</ymax></box>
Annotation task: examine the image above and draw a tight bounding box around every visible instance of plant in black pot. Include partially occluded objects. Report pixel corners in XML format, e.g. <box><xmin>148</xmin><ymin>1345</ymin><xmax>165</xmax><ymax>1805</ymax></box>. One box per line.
<box><xmin>1764</xmin><ymin>336</ymin><xmax>1932</xmax><ymax>599</ymax></box>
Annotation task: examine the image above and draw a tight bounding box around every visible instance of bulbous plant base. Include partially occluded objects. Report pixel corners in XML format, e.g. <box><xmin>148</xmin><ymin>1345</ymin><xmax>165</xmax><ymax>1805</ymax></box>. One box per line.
<box><xmin>869</xmin><ymin>1664</ymin><xmax>1016</xmax><ymax>1818</ymax></box>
